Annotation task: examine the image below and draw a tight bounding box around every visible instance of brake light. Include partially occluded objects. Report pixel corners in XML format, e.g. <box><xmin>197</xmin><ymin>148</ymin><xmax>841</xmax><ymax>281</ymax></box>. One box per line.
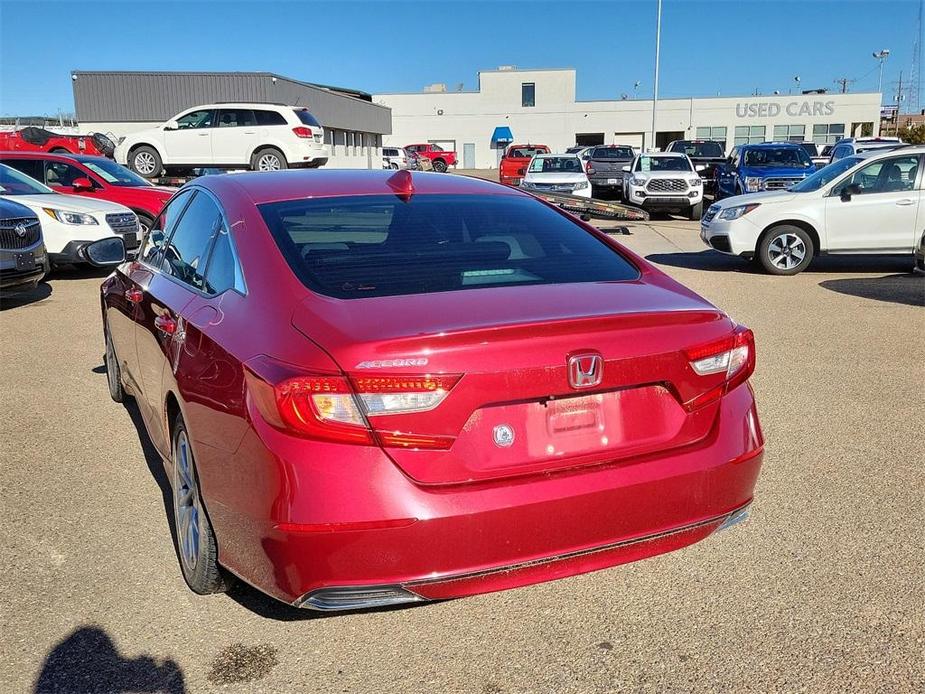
<box><xmin>683</xmin><ymin>327</ymin><xmax>755</xmax><ymax>410</ymax></box>
<box><xmin>586</xmin><ymin>163</ymin><xmax>595</xmax><ymax>175</ymax></box>
<box><xmin>292</xmin><ymin>126</ymin><xmax>313</xmax><ymax>138</ymax></box>
<box><xmin>245</xmin><ymin>358</ymin><xmax>460</xmax><ymax>448</ymax></box>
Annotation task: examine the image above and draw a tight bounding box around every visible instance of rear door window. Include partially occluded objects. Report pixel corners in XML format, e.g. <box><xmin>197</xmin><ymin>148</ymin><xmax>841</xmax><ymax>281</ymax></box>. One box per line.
<box><xmin>259</xmin><ymin>193</ymin><xmax>638</xmax><ymax>299</ymax></box>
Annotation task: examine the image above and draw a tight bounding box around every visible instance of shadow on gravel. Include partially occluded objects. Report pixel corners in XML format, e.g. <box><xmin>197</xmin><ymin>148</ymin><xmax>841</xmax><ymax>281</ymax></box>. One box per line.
<box><xmin>646</xmin><ymin>250</ymin><xmax>754</xmax><ymax>273</ymax></box>
<box><xmin>34</xmin><ymin>626</ymin><xmax>185</xmax><ymax>693</ymax></box>
<box><xmin>819</xmin><ymin>273</ymin><xmax>925</xmax><ymax>307</ymax></box>
<box><xmin>0</xmin><ymin>281</ymin><xmax>52</xmax><ymax>310</ymax></box>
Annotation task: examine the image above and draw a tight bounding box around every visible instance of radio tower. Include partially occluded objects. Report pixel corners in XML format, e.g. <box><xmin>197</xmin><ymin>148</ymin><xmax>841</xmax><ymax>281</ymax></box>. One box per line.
<box><xmin>907</xmin><ymin>0</ymin><xmax>922</xmax><ymax>113</ymax></box>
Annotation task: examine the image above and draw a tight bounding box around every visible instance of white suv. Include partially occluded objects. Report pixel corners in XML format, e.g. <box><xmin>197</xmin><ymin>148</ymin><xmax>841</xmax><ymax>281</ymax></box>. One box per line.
<box><xmin>115</xmin><ymin>103</ymin><xmax>328</xmax><ymax>178</ymax></box>
<box><xmin>622</xmin><ymin>152</ymin><xmax>704</xmax><ymax>219</ymax></box>
<box><xmin>382</xmin><ymin>147</ymin><xmax>409</xmax><ymax>169</ymax></box>
<box><xmin>700</xmin><ymin>146</ymin><xmax>923</xmax><ymax>274</ymax></box>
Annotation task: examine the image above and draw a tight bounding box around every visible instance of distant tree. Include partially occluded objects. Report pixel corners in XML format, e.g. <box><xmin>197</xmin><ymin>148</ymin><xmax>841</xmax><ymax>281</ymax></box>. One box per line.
<box><xmin>898</xmin><ymin>123</ymin><xmax>925</xmax><ymax>145</ymax></box>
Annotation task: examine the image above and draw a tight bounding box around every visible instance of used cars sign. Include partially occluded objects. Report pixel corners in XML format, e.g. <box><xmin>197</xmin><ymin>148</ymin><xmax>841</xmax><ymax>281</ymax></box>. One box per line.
<box><xmin>736</xmin><ymin>100</ymin><xmax>835</xmax><ymax>118</ymax></box>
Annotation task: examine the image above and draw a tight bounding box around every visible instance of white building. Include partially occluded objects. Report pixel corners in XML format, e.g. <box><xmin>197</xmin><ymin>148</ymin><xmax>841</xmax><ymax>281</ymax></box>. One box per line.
<box><xmin>375</xmin><ymin>67</ymin><xmax>883</xmax><ymax>169</ymax></box>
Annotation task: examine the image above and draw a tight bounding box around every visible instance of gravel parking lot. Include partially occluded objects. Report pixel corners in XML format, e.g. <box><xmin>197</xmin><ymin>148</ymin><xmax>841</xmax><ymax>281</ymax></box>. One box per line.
<box><xmin>2</xmin><ymin>216</ymin><xmax>923</xmax><ymax>693</ymax></box>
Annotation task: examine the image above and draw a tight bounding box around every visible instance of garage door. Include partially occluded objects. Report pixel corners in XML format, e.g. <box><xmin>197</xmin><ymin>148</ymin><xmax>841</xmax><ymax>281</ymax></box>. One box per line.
<box><xmin>614</xmin><ymin>132</ymin><xmax>644</xmax><ymax>150</ymax></box>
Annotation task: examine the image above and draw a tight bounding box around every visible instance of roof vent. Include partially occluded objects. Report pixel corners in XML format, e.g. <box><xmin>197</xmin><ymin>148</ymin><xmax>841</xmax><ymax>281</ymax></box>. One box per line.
<box><xmin>423</xmin><ymin>83</ymin><xmax>447</xmax><ymax>93</ymax></box>
<box><xmin>497</xmin><ymin>65</ymin><xmax>517</xmax><ymax>71</ymax></box>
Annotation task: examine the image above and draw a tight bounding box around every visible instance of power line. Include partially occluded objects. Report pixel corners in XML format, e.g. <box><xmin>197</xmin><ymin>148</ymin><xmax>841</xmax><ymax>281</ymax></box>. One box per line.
<box><xmin>833</xmin><ymin>77</ymin><xmax>856</xmax><ymax>93</ymax></box>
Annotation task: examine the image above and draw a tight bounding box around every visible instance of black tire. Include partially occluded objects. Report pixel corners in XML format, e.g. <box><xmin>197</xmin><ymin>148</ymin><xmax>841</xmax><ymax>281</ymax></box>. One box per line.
<box><xmin>687</xmin><ymin>201</ymin><xmax>703</xmax><ymax>220</ymax></box>
<box><xmin>432</xmin><ymin>158</ymin><xmax>448</xmax><ymax>173</ymax></box>
<box><xmin>251</xmin><ymin>147</ymin><xmax>288</xmax><ymax>172</ymax></box>
<box><xmin>171</xmin><ymin>413</ymin><xmax>233</xmax><ymax>595</ymax></box>
<box><xmin>389</xmin><ymin>162</ymin><xmax>399</xmax><ymax>170</ymax></box>
<box><xmin>129</xmin><ymin>146</ymin><xmax>162</xmax><ymax>179</ymax></box>
<box><xmin>104</xmin><ymin>325</ymin><xmax>124</xmax><ymax>403</ymax></box>
<box><xmin>136</xmin><ymin>212</ymin><xmax>155</xmax><ymax>237</ymax></box>
<box><xmin>757</xmin><ymin>225</ymin><xmax>814</xmax><ymax>275</ymax></box>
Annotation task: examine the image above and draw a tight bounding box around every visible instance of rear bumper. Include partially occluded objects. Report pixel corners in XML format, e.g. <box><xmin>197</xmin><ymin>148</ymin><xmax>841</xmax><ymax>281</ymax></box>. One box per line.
<box><xmin>205</xmin><ymin>382</ymin><xmax>764</xmax><ymax>609</ymax></box>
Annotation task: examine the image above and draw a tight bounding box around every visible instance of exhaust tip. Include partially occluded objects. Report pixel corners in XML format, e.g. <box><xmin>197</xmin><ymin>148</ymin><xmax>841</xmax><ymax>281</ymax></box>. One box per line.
<box><xmin>717</xmin><ymin>506</ymin><xmax>750</xmax><ymax>532</ymax></box>
<box><xmin>295</xmin><ymin>585</ymin><xmax>425</xmax><ymax>611</ymax></box>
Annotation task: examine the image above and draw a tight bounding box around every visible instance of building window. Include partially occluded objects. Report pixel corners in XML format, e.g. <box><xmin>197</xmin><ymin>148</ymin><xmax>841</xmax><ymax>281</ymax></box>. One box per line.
<box><xmin>734</xmin><ymin>125</ymin><xmax>766</xmax><ymax>146</ymax></box>
<box><xmin>522</xmin><ymin>82</ymin><xmax>535</xmax><ymax>108</ymax></box>
<box><xmin>773</xmin><ymin>124</ymin><xmax>806</xmax><ymax>142</ymax></box>
<box><xmin>812</xmin><ymin>123</ymin><xmax>845</xmax><ymax>144</ymax></box>
<box><xmin>695</xmin><ymin>126</ymin><xmax>727</xmax><ymax>149</ymax></box>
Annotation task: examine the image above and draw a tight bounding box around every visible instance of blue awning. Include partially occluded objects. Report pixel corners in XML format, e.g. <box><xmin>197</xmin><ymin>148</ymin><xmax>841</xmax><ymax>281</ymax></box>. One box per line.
<box><xmin>491</xmin><ymin>126</ymin><xmax>514</xmax><ymax>144</ymax></box>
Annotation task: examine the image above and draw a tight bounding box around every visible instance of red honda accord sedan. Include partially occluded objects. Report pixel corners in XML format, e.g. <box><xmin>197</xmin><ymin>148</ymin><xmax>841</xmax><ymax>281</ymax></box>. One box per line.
<box><xmin>100</xmin><ymin>169</ymin><xmax>763</xmax><ymax>611</ymax></box>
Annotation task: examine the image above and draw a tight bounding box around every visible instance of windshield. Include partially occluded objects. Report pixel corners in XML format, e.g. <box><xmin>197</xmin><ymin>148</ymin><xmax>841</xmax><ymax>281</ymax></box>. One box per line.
<box><xmin>295</xmin><ymin>110</ymin><xmax>322</xmax><ymax>127</ymax></box>
<box><xmin>0</xmin><ymin>163</ymin><xmax>54</xmax><ymax>195</ymax></box>
<box><xmin>799</xmin><ymin>143</ymin><xmax>817</xmax><ymax>158</ymax></box>
<box><xmin>508</xmin><ymin>146</ymin><xmax>548</xmax><ymax>158</ymax></box>
<box><xmin>789</xmin><ymin>156</ymin><xmax>862</xmax><ymax>192</ymax></box>
<box><xmin>591</xmin><ymin>147</ymin><xmax>634</xmax><ymax>160</ymax></box>
<box><xmin>259</xmin><ymin>194</ymin><xmax>638</xmax><ymax>299</ymax></box>
<box><xmin>528</xmin><ymin>156</ymin><xmax>583</xmax><ymax>173</ymax></box>
<box><xmin>743</xmin><ymin>147</ymin><xmax>813</xmax><ymax>168</ymax></box>
<box><xmin>636</xmin><ymin>156</ymin><xmax>693</xmax><ymax>172</ymax></box>
<box><xmin>672</xmin><ymin>142</ymin><xmax>724</xmax><ymax>158</ymax></box>
<box><xmin>82</xmin><ymin>159</ymin><xmax>152</xmax><ymax>187</ymax></box>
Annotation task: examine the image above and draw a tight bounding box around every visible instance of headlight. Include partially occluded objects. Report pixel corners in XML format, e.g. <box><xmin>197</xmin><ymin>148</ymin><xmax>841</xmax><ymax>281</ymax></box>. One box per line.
<box><xmin>745</xmin><ymin>177</ymin><xmax>762</xmax><ymax>192</ymax></box>
<box><xmin>574</xmin><ymin>181</ymin><xmax>589</xmax><ymax>189</ymax></box>
<box><xmin>689</xmin><ymin>178</ymin><xmax>702</xmax><ymax>186</ymax></box>
<box><xmin>43</xmin><ymin>208</ymin><xmax>98</xmax><ymax>225</ymax></box>
<box><xmin>718</xmin><ymin>204</ymin><xmax>761</xmax><ymax>220</ymax></box>
<box><xmin>630</xmin><ymin>176</ymin><xmax>647</xmax><ymax>186</ymax></box>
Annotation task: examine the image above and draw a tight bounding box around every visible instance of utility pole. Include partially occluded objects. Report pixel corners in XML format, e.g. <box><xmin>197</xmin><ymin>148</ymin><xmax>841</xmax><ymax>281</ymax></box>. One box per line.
<box><xmin>833</xmin><ymin>77</ymin><xmax>855</xmax><ymax>93</ymax></box>
<box><xmin>649</xmin><ymin>0</ymin><xmax>662</xmax><ymax>152</ymax></box>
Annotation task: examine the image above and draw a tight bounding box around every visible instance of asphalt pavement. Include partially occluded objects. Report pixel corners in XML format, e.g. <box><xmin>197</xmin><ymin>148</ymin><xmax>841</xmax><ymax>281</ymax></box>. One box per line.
<box><xmin>1</xmin><ymin>216</ymin><xmax>923</xmax><ymax>694</ymax></box>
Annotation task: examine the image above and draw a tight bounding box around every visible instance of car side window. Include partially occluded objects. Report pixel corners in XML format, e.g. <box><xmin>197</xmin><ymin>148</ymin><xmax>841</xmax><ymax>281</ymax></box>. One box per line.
<box><xmin>138</xmin><ymin>189</ymin><xmax>193</xmax><ymax>266</ymax></box>
<box><xmin>204</xmin><ymin>226</ymin><xmax>245</xmax><ymax>295</ymax></box>
<box><xmin>160</xmin><ymin>191</ymin><xmax>222</xmax><ymax>292</ymax></box>
<box><xmin>254</xmin><ymin>110</ymin><xmax>287</xmax><ymax>126</ymax></box>
<box><xmin>836</xmin><ymin>155</ymin><xmax>920</xmax><ymax>195</ymax></box>
<box><xmin>44</xmin><ymin>161</ymin><xmax>87</xmax><ymax>187</ymax></box>
<box><xmin>217</xmin><ymin>109</ymin><xmax>257</xmax><ymax>128</ymax></box>
<box><xmin>2</xmin><ymin>158</ymin><xmax>43</xmax><ymax>181</ymax></box>
<box><xmin>176</xmin><ymin>110</ymin><xmax>214</xmax><ymax>129</ymax></box>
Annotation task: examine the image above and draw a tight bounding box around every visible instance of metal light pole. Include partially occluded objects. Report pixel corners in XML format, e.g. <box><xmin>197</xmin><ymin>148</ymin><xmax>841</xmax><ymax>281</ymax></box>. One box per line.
<box><xmin>650</xmin><ymin>0</ymin><xmax>662</xmax><ymax>152</ymax></box>
<box><xmin>873</xmin><ymin>49</ymin><xmax>890</xmax><ymax>96</ymax></box>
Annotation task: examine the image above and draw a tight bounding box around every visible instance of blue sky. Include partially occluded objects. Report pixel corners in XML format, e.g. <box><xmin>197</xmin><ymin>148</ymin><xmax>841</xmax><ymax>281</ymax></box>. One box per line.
<box><xmin>0</xmin><ymin>0</ymin><xmax>921</xmax><ymax>116</ymax></box>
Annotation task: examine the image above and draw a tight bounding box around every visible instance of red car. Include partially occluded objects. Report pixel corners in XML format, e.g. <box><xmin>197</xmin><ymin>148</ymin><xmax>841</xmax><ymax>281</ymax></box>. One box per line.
<box><xmin>0</xmin><ymin>127</ymin><xmax>115</xmax><ymax>157</ymax></box>
<box><xmin>500</xmin><ymin>143</ymin><xmax>551</xmax><ymax>186</ymax></box>
<box><xmin>0</xmin><ymin>152</ymin><xmax>175</xmax><ymax>234</ymax></box>
<box><xmin>403</xmin><ymin>143</ymin><xmax>457</xmax><ymax>172</ymax></box>
<box><xmin>100</xmin><ymin>169</ymin><xmax>763</xmax><ymax>611</ymax></box>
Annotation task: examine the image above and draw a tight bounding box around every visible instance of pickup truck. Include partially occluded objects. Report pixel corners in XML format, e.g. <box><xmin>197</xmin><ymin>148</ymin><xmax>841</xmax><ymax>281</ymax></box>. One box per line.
<box><xmin>715</xmin><ymin>142</ymin><xmax>816</xmax><ymax>199</ymax></box>
<box><xmin>584</xmin><ymin>145</ymin><xmax>636</xmax><ymax>196</ymax></box>
<box><xmin>665</xmin><ymin>140</ymin><xmax>725</xmax><ymax>194</ymax></box>
<box><xmin>404</xmin><ymin>143</ymin><xmax>457</xmax><ymax>172</ymax></box>
<box><xmin>499</xmin><ymin>143</ymin><xmax>550</xmax><ymax>186</ymax></box>
<box><xmin>0</xmin><ymin>127</ymin><xmax>115</xmax><ymax>157</ymax></box>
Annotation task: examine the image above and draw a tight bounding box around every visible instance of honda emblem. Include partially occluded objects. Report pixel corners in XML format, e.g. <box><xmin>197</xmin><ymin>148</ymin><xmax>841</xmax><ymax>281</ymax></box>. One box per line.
<box><xmin>568</xmin><ymin>353</ymin><xmax>603</xmax><ymax>389</ymax></box>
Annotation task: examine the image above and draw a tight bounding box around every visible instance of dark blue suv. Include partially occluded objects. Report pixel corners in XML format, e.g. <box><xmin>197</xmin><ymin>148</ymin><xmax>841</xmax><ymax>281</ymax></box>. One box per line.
<box><xmin>716</xmin><ymin>142</ymin><xmax>816</xmax><ymax>199</ymax></box>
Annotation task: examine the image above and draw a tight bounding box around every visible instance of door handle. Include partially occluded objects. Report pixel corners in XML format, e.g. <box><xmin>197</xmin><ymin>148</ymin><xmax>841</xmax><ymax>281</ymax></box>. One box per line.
<box><xmin>895</xmin><ymin>199</ymin><xmax>915</xmax><ymax>206</ymax></box>
<box><xmin>198</xmin><ymin>132</ymin><xmax>209</xmax><ymax>136</ymax></box>
<box><xmin>154</xmin><ymin>314</ymin><xmax>178</xmax><ymax>335</ymax></box>
<box><xmin>243</xmin><ymin>130</ymin><xmax>256</xmax><ymax>134</ymax></box>
<box><xmin>125</xmin><ymin>288</ymin><xmax>143</xmax><ymax>303</ymax></box>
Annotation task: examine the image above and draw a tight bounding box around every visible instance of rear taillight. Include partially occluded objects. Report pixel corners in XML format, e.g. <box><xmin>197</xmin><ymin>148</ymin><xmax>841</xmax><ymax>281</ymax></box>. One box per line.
<box><xmin>683</xmin><ymin>326</ymin><xmax>755</xmax><ymax>410</ymax></box>
<box><xmin>245</xmin><ymin>358</ymin><xmax>460</xmax><ymax>448</ymax></box>
<box><xmin>586</xmin><ymin>164</ymin><xmax>595</xmax><ymax>175</ymax></box>
<box><xmin>292</xmin><ymin>126</ymin><xmax>313</xmax><ymax>138</ymax></box>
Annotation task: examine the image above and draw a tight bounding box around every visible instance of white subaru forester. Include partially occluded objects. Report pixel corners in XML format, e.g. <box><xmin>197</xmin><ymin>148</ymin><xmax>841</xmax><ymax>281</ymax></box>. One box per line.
<box><xmin>115</xmin><ymin>103</ymin><xmax>328</xmax><ymax>178</ymax></box>
<box><xmin>700</xmin><ymin>145</ymin><xmax>924</xmax><ymax>274</ymax></box>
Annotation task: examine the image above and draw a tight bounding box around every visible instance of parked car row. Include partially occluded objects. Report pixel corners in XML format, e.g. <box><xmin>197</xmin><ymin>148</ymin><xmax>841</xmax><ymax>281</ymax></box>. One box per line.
<box><xmin>381</xmin><ymin>143</ymin><xmax>458</xmax><ymax>173</ymax></box>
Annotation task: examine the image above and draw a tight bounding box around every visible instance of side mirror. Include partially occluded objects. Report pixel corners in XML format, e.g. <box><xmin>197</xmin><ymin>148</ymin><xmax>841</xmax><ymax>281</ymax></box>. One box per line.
<box><xmin>695</xmin><ymin>164</ymin><xmax>706</xmax><ymax>172</ymax></box>
<box><xmin>164</xmin><ymin>120</ymin><xmax>179</xmax><ymax>131</ymax></box>
<box><xmin>839</xmin><ymin>183</ymin><xmax>861</xmax><ymax>201</ymax></box>
<box><xmin>621</xmin><ymin>165</ymin><xmax>631</xmax><ymax>173</ymax></box>
<box><xmin>71</xmin><ymin>177</ymin><xmax>94</xmax><ymax>191</ymax></box>
<box><xmin>79</xmin><ymin>237</ymin><xmax>126</xmax><ymax>267</ymax></box>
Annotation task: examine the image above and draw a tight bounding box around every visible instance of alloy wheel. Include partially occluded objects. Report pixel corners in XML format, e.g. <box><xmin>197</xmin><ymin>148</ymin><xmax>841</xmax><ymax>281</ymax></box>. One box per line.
<box><xmin>767</xmin><ymin>233</ymin><xmax>806</xmax><ymax>271</ymax></box>
<box><xmin>257</xmin><ymin>154</ymin><xmax>281</xmax><ymax>171</ymax></box>
<box><xmin>174</xmin><ymin>430</ymin><xmax>202</xmax><ymax>573</ymax></box>
<box><xmin>134</xmin><ymin>152</ymin><xmax>156</xmax><ymax>176</ymax></box>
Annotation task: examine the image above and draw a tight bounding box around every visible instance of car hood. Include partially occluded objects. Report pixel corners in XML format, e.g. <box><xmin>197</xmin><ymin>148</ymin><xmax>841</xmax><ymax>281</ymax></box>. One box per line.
<box><xmin>523</xmin><ymin>173</ymin><xmax>588</xmax><ymax>184</ymax></box>
<box><xmin>715</xmin><ymin>190</ymin><xmax>800</xmax><ymax>207</ymax></box>
<box><xmin>739</xmin><ymin>165</ymin><xmax>814</xmax><ymax>177</ymax></box>
<box><xmin>639</xmin><ymin>171</ymin><xmax>699</xmax><ymax>179</ymax></box>
<box><xmin>2</xmin><ymin>193</ymin><xmax>133</xmax><ymax>214</ymax></box>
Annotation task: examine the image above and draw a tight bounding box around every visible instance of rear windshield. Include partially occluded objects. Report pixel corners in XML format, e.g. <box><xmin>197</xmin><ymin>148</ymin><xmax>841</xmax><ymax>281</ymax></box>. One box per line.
<box><xmin>259</xmin><ymin>194</ymin><xmax>638</xmax><ymax>299</ymax></box>
<box><xmin>671</xmin><ymin>142</ymin><xmax>724</xmax><ymax>158</ymax></box>
<box><xmin>508</xmin><ymin>146</ymin><xmax>548</xmax><ymax>158</ymax></box>
<box><xmin>294</xmin><ymin>110</ymin><xmax>322</xmax><ymax>127</ymax></box>
<box><xmin>591</xmin><ymin>147</ymin><xmax>634</xmax><ymax>160</ymax></box>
